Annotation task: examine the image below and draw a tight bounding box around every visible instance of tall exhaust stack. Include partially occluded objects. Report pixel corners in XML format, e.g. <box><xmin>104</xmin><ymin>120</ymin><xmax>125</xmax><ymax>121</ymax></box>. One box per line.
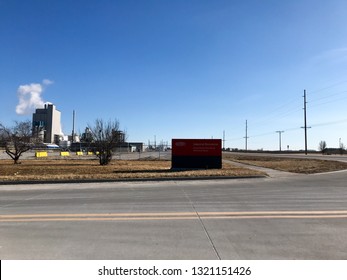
<box><xmin>72</xmin><ymin>110</ymin><xmax>75</xmax><ymax>143</ymax></box>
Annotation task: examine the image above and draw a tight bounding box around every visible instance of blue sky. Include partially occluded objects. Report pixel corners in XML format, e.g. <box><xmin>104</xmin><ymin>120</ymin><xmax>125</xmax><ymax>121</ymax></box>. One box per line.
<box><xmin>1</xmin><ymin>0</ymin><xmax>347</xmax><ymax>150</ymax></box>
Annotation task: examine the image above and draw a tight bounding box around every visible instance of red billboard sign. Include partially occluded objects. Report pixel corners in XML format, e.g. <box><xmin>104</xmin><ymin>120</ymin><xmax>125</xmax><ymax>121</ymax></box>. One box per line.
<box><xmin>172</xmin><ymin>139</ymin><xmax>222</xmax><ymax>156</ymax></box>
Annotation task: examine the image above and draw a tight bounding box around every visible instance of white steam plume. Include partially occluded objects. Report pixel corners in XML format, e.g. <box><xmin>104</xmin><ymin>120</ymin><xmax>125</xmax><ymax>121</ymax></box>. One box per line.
<box><xmin>15</xmin><ymin>79</ymin><xmax>53</xmax><ymax>115</ymax></box>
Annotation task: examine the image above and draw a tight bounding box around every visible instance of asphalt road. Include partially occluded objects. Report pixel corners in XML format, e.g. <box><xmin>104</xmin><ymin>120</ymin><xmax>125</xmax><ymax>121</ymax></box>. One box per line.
<box><xmin>1</xmin><ymin>169</ymin><xmax>347</xmax><ymax>260</ymax></box>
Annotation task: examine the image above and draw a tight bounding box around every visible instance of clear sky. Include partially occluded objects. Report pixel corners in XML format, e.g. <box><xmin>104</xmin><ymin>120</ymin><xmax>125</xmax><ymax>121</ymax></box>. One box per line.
<box><xmin>1</xmin><ymin>0</ymin><xmax>347</xmax><ymax>150</ymax></box>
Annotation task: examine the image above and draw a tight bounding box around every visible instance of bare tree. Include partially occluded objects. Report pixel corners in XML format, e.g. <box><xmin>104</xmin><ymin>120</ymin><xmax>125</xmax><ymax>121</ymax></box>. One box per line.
<box><xmin>88</xmin><ymin>118</ymin><xmax>124</xmax><ymax>165</ymax></box>
<box><xmin>318</xmin><ymin>140</ymin><xmax>327</xmax><ymax>154</ymax></box>
<box><xmin>0</xmin><ymin>121</ymin><xmax>34</xmax><ymax>164</ymax></box>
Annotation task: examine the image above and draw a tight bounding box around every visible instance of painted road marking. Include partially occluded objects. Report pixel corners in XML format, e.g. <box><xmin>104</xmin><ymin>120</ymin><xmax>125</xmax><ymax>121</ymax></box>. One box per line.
<box><xmin>1</xmin><ymin>210</ymin><xmax>347</xmax><ymax>222</ymax></box>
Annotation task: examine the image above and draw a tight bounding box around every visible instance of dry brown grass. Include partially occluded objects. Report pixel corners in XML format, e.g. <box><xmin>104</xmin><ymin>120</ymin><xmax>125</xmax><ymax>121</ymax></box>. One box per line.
<box><xmin>0</xmin><ymin>159</ymin><xmax>265</xmax><ymax>182</ymax></box>
<box><xmin>223</xmin><ymin>154</ymin><xmax>347</xmax><ymax>174</ymax></box>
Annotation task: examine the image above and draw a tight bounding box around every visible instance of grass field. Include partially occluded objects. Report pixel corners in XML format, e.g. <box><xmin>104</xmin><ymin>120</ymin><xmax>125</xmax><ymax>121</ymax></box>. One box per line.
<box><xmin>1</xmin><ymin>152</ymin><xmax>347</xmax><ymax>182</ymax></box>
<box><xmin>0</xmin><ymin>158</ymin><xmax>265</xmax><ymax>182</ymax></box>
<box><xmin>223</xmin><ymin>154</ymin><xmax>347</xmax><ymax>174</ymax></box>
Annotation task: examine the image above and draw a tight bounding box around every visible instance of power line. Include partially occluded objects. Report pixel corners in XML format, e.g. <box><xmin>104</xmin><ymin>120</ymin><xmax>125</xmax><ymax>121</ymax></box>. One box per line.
<box><xmin>310</xmin><ymin>118</ymin><xmax>347</xmax><ymax>128</ymax></box>
<box><xmin>240</xmin><ymin>80</ymin><xmax>347</xmax><ymax>134</ymax></box>
<box><xmin>309</xmin><ymin>79</ymin><xmax>347</xmax><ymax>95</ymax></box>
<box><xmin>309</xmin><ymin>95</ymin><xmax>347</xmax><ymax>109</ymax></box>
<box><xmin>251</xmin><ymin>97</ymin><xmax>300</xmax><ymax>127</ymax></box>
<box><xmin>309</xmin><ymin>90</ymin><xmax>347</xmax><ymax>103</ymax></box>
<box><xmin>224</xmin><ymin>83</ymin><xmax>347</xmax><ymax>149</ymax></box>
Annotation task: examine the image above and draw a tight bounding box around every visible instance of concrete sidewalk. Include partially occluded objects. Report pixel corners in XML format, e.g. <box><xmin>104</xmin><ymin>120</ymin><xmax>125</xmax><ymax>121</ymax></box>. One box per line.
<box><xmin>223</xmin><ymin>159</ymin><xmax>301</xmax><ymax>178</ymax></box>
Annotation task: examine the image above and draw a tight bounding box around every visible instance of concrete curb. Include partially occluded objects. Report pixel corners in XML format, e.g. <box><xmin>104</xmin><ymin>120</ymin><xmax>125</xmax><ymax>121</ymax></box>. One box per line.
<box><xmin>0</xmin><ymin>175</ymin><xmax>267</xmax><ymax>185</ymax></box>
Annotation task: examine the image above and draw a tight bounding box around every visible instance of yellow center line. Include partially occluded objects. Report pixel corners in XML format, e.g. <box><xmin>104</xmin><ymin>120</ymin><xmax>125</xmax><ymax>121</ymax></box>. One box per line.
<box><xmin>1</xmin><ymin>210</ymin><xmax>347</xmax><ymax>222</ymax></box>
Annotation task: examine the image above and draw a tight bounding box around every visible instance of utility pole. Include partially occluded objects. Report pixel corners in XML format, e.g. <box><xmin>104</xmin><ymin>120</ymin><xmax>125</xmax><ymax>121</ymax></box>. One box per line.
<box><xmin>223</xmin><ymin>130</ymin><xmax>225</xmax><ymax>150</ymax></box>
<box><xmin>244</xmin><ymin>120</ymin><xmax>249</xmax><ymax>151</ymax></box>
<box><xmin>302</xmin><ymin>90</ymin><xmax>311</xmax><ymax>155</ymax></box>
<box><xmin>276</xmin><ymin>131</ymin><xmax>284</xmax><ymax>151</ymax></box>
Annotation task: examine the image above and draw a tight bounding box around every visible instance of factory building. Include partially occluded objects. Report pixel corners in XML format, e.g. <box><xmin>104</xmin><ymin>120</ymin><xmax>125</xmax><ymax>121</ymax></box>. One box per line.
<box><xmin>32</xmin><ymin>104</ymin><xmax>63</xmax><ymax>144</ymax></box>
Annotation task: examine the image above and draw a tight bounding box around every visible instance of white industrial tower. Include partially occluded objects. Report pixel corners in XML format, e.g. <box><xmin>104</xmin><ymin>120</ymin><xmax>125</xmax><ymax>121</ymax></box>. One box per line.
<box><xmin>32</xmin><ymin>104</ymin><xmax>62</xmax><ymax>144</ymax></box>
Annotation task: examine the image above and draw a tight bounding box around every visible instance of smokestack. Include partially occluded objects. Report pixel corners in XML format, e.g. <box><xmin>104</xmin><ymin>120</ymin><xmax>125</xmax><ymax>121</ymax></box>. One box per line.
<box><xmin>72</xmin><ymin>110</ymin><xmax>75</xmax><ymax>143</ymax></box>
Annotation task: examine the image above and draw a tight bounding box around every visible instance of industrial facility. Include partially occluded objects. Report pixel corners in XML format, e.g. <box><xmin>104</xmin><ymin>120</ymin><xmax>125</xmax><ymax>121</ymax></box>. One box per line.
<box><xmin>31</xmin><ymin>103</ymin><xmax>143</xmax><ymax>152</ymax></box>
<box><xmin>32</xmin><ymin>104</ymin><xmax>63</xmax><ymax>144</ymax></box>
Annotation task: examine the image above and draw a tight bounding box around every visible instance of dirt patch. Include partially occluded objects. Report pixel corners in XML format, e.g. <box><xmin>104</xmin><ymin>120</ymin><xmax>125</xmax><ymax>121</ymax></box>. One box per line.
<box><xmin>0</xmin><ymin>159</ymin><xmax>265</xmax><ymax>182</ymax></box>
<box><xmin>223</xmin><ymin>154</ymin><xmax>347</xmax><ymax>174</ymax></box>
